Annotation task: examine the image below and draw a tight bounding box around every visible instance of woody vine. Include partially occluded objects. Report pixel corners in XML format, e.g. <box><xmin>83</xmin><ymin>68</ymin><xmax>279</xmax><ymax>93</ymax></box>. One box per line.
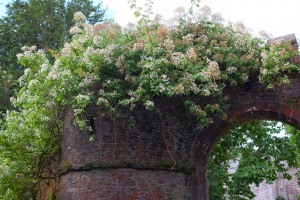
<box><xmin>0</xmin><ymin>1</ymin><xmax>299</xmax><ymax>198</ymax></box>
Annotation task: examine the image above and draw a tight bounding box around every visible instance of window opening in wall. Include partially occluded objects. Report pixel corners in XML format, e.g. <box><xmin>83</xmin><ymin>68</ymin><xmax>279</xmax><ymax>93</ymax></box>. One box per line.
<box><xmin>86</xmin><ymin>115</ymin><xmax>97</xmax><ymax>141</ymax></box>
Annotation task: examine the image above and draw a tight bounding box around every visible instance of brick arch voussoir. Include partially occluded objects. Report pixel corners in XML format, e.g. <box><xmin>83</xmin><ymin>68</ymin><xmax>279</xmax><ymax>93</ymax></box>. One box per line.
<box><xmin>193</xmin><ymin>101</ymin><xmax>300</xmax><ymax>164</ymax></box>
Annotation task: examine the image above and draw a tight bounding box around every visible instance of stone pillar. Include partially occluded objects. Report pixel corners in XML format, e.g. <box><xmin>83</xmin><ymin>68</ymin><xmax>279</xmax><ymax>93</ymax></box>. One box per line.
<box><xmin>58</xmin><ymin>106</ymin><xmax>203</xmax><ymax>199</ymax></box>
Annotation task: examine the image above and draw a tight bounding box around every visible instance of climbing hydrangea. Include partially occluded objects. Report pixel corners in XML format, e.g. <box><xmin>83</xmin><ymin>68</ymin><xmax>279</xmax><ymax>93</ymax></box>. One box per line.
<box><xmin>0</xmin><ymin>7</ymin><xmax>298</xmax><ymax>197</ymax></box>
<box><xmin>9</xmin><ymin>4</ymin><xmax>300</xmax><ymax>135</ymax></box>
<box><xmin>13</xmin><ymin>9</ymin><xmax>299</xmax><ymax>129</ymax></box>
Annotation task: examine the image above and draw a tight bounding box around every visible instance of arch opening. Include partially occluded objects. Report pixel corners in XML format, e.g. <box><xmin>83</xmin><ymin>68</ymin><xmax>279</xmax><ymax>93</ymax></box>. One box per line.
<box><xmin>192</xmin><ymin>103</ymin><xmax>300</xmax><ymax>200</ymax></box>
<box><xmin>207</xmin><ymin>119</ymin><xmax>300</xmax><ymax>199</ymax></box>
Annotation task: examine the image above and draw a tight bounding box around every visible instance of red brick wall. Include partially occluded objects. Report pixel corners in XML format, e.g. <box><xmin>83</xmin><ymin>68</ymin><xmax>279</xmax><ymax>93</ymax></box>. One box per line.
<box><xmin>57</xmin><ymin>35</ymin><xmax>300</xmax><ymax>199</ymax></box>
<box><xmin>58</xmin><ymin>168</ymin><xmax>194</xmax><ymax>200</ymax></box>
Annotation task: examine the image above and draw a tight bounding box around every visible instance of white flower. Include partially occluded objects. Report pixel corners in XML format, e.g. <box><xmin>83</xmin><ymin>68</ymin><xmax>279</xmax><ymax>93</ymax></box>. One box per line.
<box><xmin>202</xmin><ymin>89</ymin><xmax>211</xmax><ymax>96</ymax></box>
<box><xmin>73</xmin><ymin>11</ymin><xmax>86</xmax><ymax>22</ymax></box>
<box><xmin>37</xmin><ymin>49</ymin><xmax>46</xmax><ymax>59</ymax></box>
<box><xmin>61</xmin><ymin>69</ymin><xmax>71</xmax><ymax>76</ymax></box>
<box><xmin>30</xmin><ymin>46</ymin><xmax>37</xmax><ymax>51</ymax></box>
<box><xmin>46</xmin><ymin>69</ymin><xmax>58</xmax><ymax>80</ymax></box>
<box><xmin>85</xmin><ymin>47</ymin><xmax>94</xmax><ymax>56</ymax></box>
<box><xmin>28</xmin><ymin>79</ymin><xmax>40</xmax><ymax>89</ymax></box>
<box><xmin>16</xmin><ymin>53</ymin><xmax>23</xmax><ymax>60</ymax></box>
<box><xmin>75</xmin><ymin>94</ymin><xmax>90</xmax><ymax>102</ymax></box>
<box><xmin>40</xmin><ymin>63</ymin><xmax>49</xmax><ymax>73</ymax></box>
<box><xmin>187</xmin><ymin>47</ymin><xmax>197</xmax><ymax>61</ymax></box>
<box><xmin>69</xmin><ymin>26</ymin><xmax>82</xmax><ymax>35</ymax></box>
<box><xmin>207</xmin><ymin>59</ymin><xmax>221</xmax><ymax>80</ymax></box>
<box><xmin>53</xmin><ymin>60</ymin><xmax>61</xmax><ymax>69</ymax></box>
<box><xmin>161</xmin><ymin>74</ymin><xmax>168</xmax><ymax>82</ymax></box>
<box><xmin>226</xmin><ymin>66</ymin><xmax>237</xmax><ymax>74</ymax></box>
<box><xmin>158</xmin><ymin>83</ymin><xmax>166</xmax><ymax>92</ymax></box>
<box><xmin>144</xmin><ymin>100</ymin><xmax>155</xmax><ymax>110</ymax></box>
<box><xmin>81</xmin><ymin>57</ymin><xmax>93</xmax><ymax>68</ymax></box>
<box><xmin>164</xmin><ymin>38</ymin><xmax>174</xmax><ymax>50</ymax></box>
<box><xmin>21</xmin><ymin>46</ymin><xmax>30</xmax><ymax>51</ymax></box>
<box><xmin>133</xmin><ymin>42</ymin><xmax>144</xmax><ymax>51</ymax></box>
<box><xmin>24</xmin><ymin>68</ymin><xmax>31</xmax><ymax>77</ymax></box>
<box><xmin>62</xmin><ymin>43</ymin><xmax>72</xmax><ymax>57</ymax></box>
<box><xmin>261</xmin><ymin>51</ymin><xmax>268</xmax><ymax>59</ymax></box>
<box><xmin>260</xmin><ymin>68</ymin><xmax>267</xmax><ymax>75</ymax></box>
<box><xmin>10</xmin><ymin>97</ymin><xmax>15</xmax><ymax>103</ymax></box>
<box><xmin>182</xmin><ymin>34</ymin><xmax>194</xmax><ymax>43</ymax></box>
<box><xmin>171</xmin><ymin>52</ymin><xmax>185</xmax><ymax>66</ymax></box>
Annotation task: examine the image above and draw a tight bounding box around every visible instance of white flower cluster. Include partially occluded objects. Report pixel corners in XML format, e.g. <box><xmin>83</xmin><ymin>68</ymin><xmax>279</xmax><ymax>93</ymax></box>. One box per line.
<box><xmin>61</xmin><ymin>43</ymin><xmax>72</xmax><ymax>57</ymax></box>
<box><xmin>75</xmin><ymin>94</ymin><xmax>90</xmax><ymax>103</ymax></box>
<box><xmin>28</xmin><ymin>79</ymin><xmax>40</xmax><ymax>89</ymax></box>
<box><xmin>144</xmin><ymin>100</ymin><xmax>155</xmax><ymax>110</ymax></box>
<box><xmin>73</xmin><ymin>11</ymin><xmax>86</xmax><ymax>22</ymax></box>
<box><xmin>163</xmin><ymin>38</ymin><xmax>174</xmax><ymax>51</ymax></box>
<box><xmin>201</xmin><ymin>59</ymin><xmax>221</xmax><ymax>81</ymax></box>
<box><xmin>45</xmin><ymin>60</ymin><xmax>61</xmax><ymax>81</ymax></box>
<box><xmin>171</xmin><ymin>52</ymin><xmax>185</xmax><ymax>67</ymax></box>
<box><xmin>93</xmin><ymin>44</ymin><xmax>117</xmax><ymax>64</ymax></box>
<box><xmin>93</xmin><ymin>36</ymin><xmax>103</xmax><ymax>46</ymax></box>
<box><xmin>69</xmin><ymin>26</ymin><xmax>82</xmax><ymax>35</ymax></box>
<box><xmin>17</xmin><ymin>46</ymin><xmax>38</xmax><ymax>60</ymax></box>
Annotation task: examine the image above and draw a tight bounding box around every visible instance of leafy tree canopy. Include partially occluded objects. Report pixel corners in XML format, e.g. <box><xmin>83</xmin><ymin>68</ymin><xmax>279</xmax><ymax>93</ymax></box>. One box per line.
<box><xmin>0</xmin><ymin>0</ymin><xmax>107</xmax><ymax>118</ymax></box>
<box><xmin>208</xmin><ymin>120</ymin><xmax>298</xmax><ymax>199</ymax></box>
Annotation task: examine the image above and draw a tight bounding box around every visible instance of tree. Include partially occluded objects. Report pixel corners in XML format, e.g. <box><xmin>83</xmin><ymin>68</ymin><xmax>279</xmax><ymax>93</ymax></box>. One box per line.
<box><xmin>0</xmin><ymin>0</ymin><xmax>107</xmax><ymax>116</ymax></box>
<box><xmin>285</xmin><ymin>125</ymin><xmax>300</xmax><ymax>185</ymax></box>
<box><xmin>0</xmin><ymin>67</ymin><xmax>16</xmax><ymax>117</ymax></box>
<box><xmin>208</xmin><ymin>121</ymin><xmax>298</xmax><ymax>199</ymax></box>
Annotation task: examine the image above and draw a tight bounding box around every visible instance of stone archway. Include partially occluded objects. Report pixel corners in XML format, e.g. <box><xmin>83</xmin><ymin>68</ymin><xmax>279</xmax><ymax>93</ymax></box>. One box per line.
<box><xmin>57</xmin><ymin>81</ymin><xmax>300</xmax><ymax>200</ymax></box>
<box><xmin>57</xmin><ymin>35</ymin><xmax>300</xmax><ymax>199</ymax></box>
<box><xmin>192</xmin><ymin>85</ymin><xmax>300</xmax><ymax>199</ymax></box>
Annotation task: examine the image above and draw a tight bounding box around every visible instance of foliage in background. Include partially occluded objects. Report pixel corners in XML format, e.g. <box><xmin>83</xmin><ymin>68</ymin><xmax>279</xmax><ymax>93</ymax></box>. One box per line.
<box><xmin>0</xmin><ymin>1</ymin><xmax>299</xmax><ymax>199</ymax></box>
<box><xmin>0</xmin><ymin>0</ymin><xmax>107</xmax><ymax>198</ymax></box>
<box><xmin>0</xmin><ymin>67</ymin><xmax>16</xmax><ymax>115</ymax></box>
<box><xmin>208</xmin><ymin>121</ymin><xmax>298</xmax><ymax>199</ymax></box>
<box><xmin>285</xmin><ymin>125</ymin><xmax>300</xmax><ymax>185</ymax></box>
<box><xmin>0</xmin><ymin>0</ymin><xmax>107</xmax><ymax>118</ymax></box>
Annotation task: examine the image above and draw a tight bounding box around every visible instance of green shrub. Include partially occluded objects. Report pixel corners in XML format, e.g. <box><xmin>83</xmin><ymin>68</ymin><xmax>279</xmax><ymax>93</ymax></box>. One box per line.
<box><xmin>276</xmin><ymin>196</ymin><xmax>286</xmax><ymax>200</ymax></box>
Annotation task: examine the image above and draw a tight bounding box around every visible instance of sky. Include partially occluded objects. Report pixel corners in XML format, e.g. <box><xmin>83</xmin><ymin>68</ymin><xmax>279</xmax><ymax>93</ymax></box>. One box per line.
<box><xmin>0</xmin><ymin>0</ymin><xmax>299</xmax><ymax>41</ymax></box>
<box><xmin>100</xmin><ymin>0</ymin><xmax>300</xmax><ymax>41</ymax></box>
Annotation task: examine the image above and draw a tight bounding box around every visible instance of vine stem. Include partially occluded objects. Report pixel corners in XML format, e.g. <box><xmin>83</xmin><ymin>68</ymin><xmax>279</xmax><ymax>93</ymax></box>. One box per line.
<box><xmin>113</xmin><ymin>109</ymin><xmax>117</xmax><ymax>161</ymax></box>
<box><xmin>159</xmin><ymin>103</ymin><xmax>177</xmax><ymax>170</ymax></box>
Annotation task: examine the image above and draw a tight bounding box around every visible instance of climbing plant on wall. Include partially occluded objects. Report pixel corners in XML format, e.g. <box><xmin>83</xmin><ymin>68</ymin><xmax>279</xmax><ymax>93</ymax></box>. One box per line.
<box><xmin>0</xmin><ymin>2</ymin><xmax>299</xmax><ymax>198</ymax></box>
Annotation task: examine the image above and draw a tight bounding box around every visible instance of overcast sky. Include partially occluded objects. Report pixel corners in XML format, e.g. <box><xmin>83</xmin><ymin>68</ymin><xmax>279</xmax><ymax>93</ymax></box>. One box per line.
<box><xmin>101</xmin><ymin>0</ymin><xmax>300</xmax><ymax>40</ymax></box>
<box><xmin>0</xmin><ymin>0</ymin><xmax>299</xmax><ymax>41</ymax></box>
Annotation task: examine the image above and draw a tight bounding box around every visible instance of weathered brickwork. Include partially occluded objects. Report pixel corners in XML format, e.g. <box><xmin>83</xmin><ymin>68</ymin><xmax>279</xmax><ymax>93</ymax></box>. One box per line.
<box><xmin>59</xmin><ymin>104</ymin><xmax>201</xmax><ymax>199</ymax></box>
<box><xmin>61</xmin><ymin>106</ymin><xmax>198</xmax><ymax>170</ymax></box>
<box><xmin>58</xmin><ymin>168</ymin><xmax>194</xmax><ymax>200</ymax></box>
<box><xmin>57</xmin><ymin>34</ymin><xmax>300</xmax><ymax>199</ymax></box>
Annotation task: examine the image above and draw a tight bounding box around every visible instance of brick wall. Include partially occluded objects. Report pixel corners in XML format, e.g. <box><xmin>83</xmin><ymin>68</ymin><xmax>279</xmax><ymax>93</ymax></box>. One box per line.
<box><xmin>57</xmin><ymin>35</ymin><xmax>300</xmax><ymax>200</ymax></box>
<box><xmin>58</xmin><ymin>105</ymin><xmax>201</xmax><ymax>199</ymax></box>
<box><xmin>59</xmin><ymin>168</ymin><xmax>194</xmax><ymax>200</ymax></box>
